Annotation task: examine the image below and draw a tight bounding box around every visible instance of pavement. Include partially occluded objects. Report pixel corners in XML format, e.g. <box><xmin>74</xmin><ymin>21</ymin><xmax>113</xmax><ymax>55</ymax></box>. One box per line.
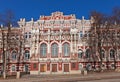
<box><xmin>0</xmin><ymin>71</ymin><xmax>120</xmax><ymax>82</ymax></box>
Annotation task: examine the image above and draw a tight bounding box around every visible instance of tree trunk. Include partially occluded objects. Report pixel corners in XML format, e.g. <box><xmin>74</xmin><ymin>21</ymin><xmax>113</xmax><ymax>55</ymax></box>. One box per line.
<box><xmin>2</xmin><ymin>31</ymin><xmax>6</xmax><ymax>79</ymax></box>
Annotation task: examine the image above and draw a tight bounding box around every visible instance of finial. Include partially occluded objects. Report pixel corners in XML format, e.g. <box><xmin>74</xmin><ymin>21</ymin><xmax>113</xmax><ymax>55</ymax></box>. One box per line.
<box><xmin>82</xmin><ymin>16</ymin><xmax>84</xmax><ymax>20</ymax></box>
<box><xmin>1</xmin><ymin>24</ymin><xmax>3</xmax><ymax>28</ymax></box>
<box><xmin>31</xmin><ymin>18</ymin><xmax>33</xmax><ymax>21</ymax></box>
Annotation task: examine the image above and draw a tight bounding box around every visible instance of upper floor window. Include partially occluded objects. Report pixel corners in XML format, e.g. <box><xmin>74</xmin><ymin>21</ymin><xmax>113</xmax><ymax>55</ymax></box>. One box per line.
<box><xmin>78</xmin><ymin>49</ymin><xmax>83</xmax><ymax>58</ymax></box>
<box><xmin>12</xmin><ymin>51</ymin><xmax>17</xmax><ymax>60</ymax></box>
<box><xmin>63</xmin><ymin>43</ymin><xmax>70</xmax><ymax>56</ymax></box>
<box><xmin>25</xmin><ymin>32</ymin><xmax>27</xmax><ymax>39</ymax></box>
<box><xmin>110</xmin><ymin>49</ymin><xmax>115</xmax><ymax>59</ymax></box>
<box><xmin>118</xmin><ymin>50</ymin><xmax>120</xmax><ymax>60</ymax></box>
<box><xmin>101</xmin><ymin>49</ymin><xmax>105</xmax><ymax>58</ymax></box>
<box><xmin>24</xmin><ymin>50</ymin><xmax>30</xmax><ymax>60</ymax></box>
<box><xmin>40</xmin><ymin>43</ymin><xmax>47</xmax><ymax>57</ymax></box>
<box><xmin>51</xmin><ymin>43</ymin><xmax>58</xmax><ymax>57</ymax></box>
<box><xmin>24</xmin><ymin>32</ymin><xmax>32</xmax><ymax>39</ymax></box>
<box><xmin>84</xmin><ymin>31</ymin><xmax>87</xmax><ymax>37</ymax></box>
<box><xmin>85</xmin><ymin>49</ymin><xmax>91</xmax><ymax>58</ymax></box>
<box><xmin>29</xmin><ymin>32</ymin><xmax>31</xmax><ymax>38</ymax></box>
<box><xmin>79</xmin><ymin>31</ymin><xmax>83</xmax><ymax>37</ymax></box>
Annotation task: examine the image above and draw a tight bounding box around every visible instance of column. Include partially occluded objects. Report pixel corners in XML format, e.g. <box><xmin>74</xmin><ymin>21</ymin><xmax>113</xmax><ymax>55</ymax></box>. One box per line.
<box><xmin>47</xmin><ymin>29</ymin><xmax>50</xmax><ymax>58</ymax></box>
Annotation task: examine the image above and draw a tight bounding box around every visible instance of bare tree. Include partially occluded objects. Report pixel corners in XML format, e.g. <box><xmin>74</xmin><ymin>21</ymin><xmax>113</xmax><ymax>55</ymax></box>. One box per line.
<box><xmin>110</xmin><ymin>7</ymin><xmax>120</xmax><ymax>69</ymax></box>
<box><xmin>88</xmin><ymin>7</ymin><xmax>120</xmax><ymax>71</ymax></box>
<box><xmin>0</xmin><ymin>10</ymin><xmax>17</xmax><ymax>79</ymax></box>
<box><xmin>88</xmin><ymin>11</ymin><xmax>105</xmax><ymax>71</ymax></box>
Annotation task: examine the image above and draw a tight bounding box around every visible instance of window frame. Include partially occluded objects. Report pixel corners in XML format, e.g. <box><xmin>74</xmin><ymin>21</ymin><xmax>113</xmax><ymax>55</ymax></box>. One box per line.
<box><xmin>51</xmin><ymin>43</ymin><xmax>58</xmax><ymax>57</ymax></box>
<box><xmin>110</xmin><ymin>49</ymin><xmax>115</xmax><ymax>59</ymax></box>
<box><xmin>24</xmin><ymin>50</ymin><xmax>30</xmax><ymax>60</ymax></box>
<box><xmin>85</xmin><ymin>49</ymin><xmax>91</xmax><ymax>58</ymax></box>
<box><xmin>63</xmin><ymin>43</ymin><xmax>70</xmax><ymax>57</ymax></box>
<box><xmin>78</xmin><ymin>49</ymin><xmax>83</xmax><ymax>58</ymax></box>
<box><xmin>11</xmin><ymin>65</ymin><xmax>16</xmax><ymax>72</ymax></box>
<box><xmin>11</xmin><ymin>51</ymin><xmax>17</xmax><ymax>60</ymax></box>
<box><xmin>40</xmin><ymin>43</ymin><xmax>47</xmax><ymax>57</ymax></box>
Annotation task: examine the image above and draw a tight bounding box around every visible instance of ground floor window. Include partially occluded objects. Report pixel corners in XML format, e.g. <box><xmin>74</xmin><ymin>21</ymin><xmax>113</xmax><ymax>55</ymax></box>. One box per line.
<box><xmin>11</xmin><ymin>65</ymin><xmax>16</xmax><ymax>72</ymax></box>
<box><xmin>78</xmin><ymin>64</ymin><xmax>83</xmax><ymax>70</ymax></box>
<box><xmin>64</xmin><ymin>64</ymin><xmax>69</xmax><ymax>72</ymax></box>
<box><xmin>52</xmin><ymin>64</ymin><xmax>57</xmax><ymax>72</ymax></box>
<box><xmin>86</xmin><ymin>63</ymin><xmax>92</xmax><ymax>71</ymax></box>
<box><xmin>40</xmin><ymin>64</ymin><xmax>46</xmax><ymax>72</ymax></box>
<box><xmin>24</xmin><ymin>64</ymin><xmax>29</xmax><ymax>72</ymax></box>
<box><xmin>33</xmin><ymin>63</ymin><xmax>37</xmax><ymax>69</ymax></box>
<box><xmin>71</xmin><ymin>63</ymin><xmax>76</xmax><ymax>69</ymax></box>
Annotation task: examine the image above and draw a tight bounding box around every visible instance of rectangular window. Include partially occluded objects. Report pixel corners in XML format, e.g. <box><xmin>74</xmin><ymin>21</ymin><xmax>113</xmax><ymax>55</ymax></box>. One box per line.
<box><xmin>52</xmin><ymin>64</ymin><xmax>57</xmax><ymax>72</ymax></box>
<box><xmin>40</xmin><ymin>64</ymin><xmax>46</xmax><ymax>72</ymax></box>
<box><xmin>33</xmin><ymin>63</ymin><xmax>37</xmax><ymax>69</ymax></box>
<box><xmin>80</xmin><ymin>31</ymin><xmax>83</xmax><ymax>37</ymax></box>
<box><xmin>40</xmin><ymin>47</ymin><xmax>47</xmax><ymax>57</ymax></box>
<box><xmin>25</xmin><ymin>34</ymin><xmax>27</xmax><ymax>39</ymax></box>
<box><xmin>12</xmin><ymin>65</ymin><xmax>16</xmax><ymax>72</ymax></box>
<box><xmin>71</xmin><ymin>63</ymin><xmax>76</xmax><ymax>69</ymax></box>
<box><xmin>88</xmin><ymin>31</ymin><xmax>91</xmax><ymax>37</ymax></box>
<box><xmin>64</xmin><ymin>64</ymin><xmax>69</xmax><ymax>72</ymax></box>
<box><xmin>29</xmin><ymin>35</ymin><xmax>31</xmax><ymax>38</ymax></box>
<box><xmin>84</xmin><ymin>31</ymin><xmax>87</xmax><ymax>37</ymax></box>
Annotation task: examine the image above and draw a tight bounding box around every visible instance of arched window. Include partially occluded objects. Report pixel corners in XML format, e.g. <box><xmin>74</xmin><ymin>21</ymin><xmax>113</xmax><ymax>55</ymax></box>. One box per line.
<box><xmin>110</xmin><ymin>49</ymin><xmax>115</xmax><ymax>59</ymax></box>
<box><xmin>101</xmin><ymin>49</ymin><xmax>105</xmax><ymax>58</ymax></box>
<box><xmin>12</xmin><ymin>51</ymin><xmax>17</xmax><ymax>60</ymax></box>
<box><xmin>40</xmin><ymin>43</ymin><xmax>47</xmax><ymax>57</ymax></box>
<box><xmin>24</xmin><ymin>50</ymin><xmax>30</xmax><ymax>60</ymax></box>
<box><xmin>63</xmin><ymin>43</ymin><xmax>70</xmax><ymax>56</ymax></box>
<box><xmin>51</xmin><ymin>43</ymin><xmax>58</xmax><ymax>57</ymax></box>
<box><xmin>78</xmin><ymin>49</ymin><xmax>83</xmax><ymax>58</ymax></box>
<box><xmin>85</xmin><ymin>49</ymin><xmax>91</xmax><ymax>58</ymax></box>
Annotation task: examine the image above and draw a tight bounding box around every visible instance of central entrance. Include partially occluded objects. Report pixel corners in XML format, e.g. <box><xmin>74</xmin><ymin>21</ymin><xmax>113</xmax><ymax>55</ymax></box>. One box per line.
<box><xmin>63</xmin><ymin>64</ymin><xmax>69</xmax><ymax>72</ymax></box>
<box><xmin>40</xmin><ymin>64</ymin><xmax>46</xmax><ymax>72</ymax></box>
<box><xmin>51</xmin><ymin>64</ymin><xmax>57</xmax><ymax>72</ymax></box>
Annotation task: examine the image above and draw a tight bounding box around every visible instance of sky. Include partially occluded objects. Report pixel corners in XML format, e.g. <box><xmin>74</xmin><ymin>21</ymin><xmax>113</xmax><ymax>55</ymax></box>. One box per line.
<box><xmin>0</xmin><ymin>0</ymin><xmax>120</xmax><ymax>21</ymax></box>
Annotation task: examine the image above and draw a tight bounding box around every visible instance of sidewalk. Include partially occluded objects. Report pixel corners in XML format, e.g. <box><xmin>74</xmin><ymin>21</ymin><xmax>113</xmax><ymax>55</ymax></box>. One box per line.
<box><xmin>21</xmin><ymin>71</ymin><xmax>120</xmax><ymax>82</ymax></box>
<box><xmin>0</xmin><ymin>71</ymin><xmax>120</xmax><ymax>82</ymax></box>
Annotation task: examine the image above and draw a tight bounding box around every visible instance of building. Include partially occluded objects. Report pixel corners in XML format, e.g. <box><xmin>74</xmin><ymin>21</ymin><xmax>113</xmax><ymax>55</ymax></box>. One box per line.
<box><xmin>0</xmin><ymin>11</ymin><xmax>120</xmax><ymax>75</ymax></box>
<box><xmin>0</xmin><ymin>26</ymin><xmax>27</xmax><ymax>75</ymax></box>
